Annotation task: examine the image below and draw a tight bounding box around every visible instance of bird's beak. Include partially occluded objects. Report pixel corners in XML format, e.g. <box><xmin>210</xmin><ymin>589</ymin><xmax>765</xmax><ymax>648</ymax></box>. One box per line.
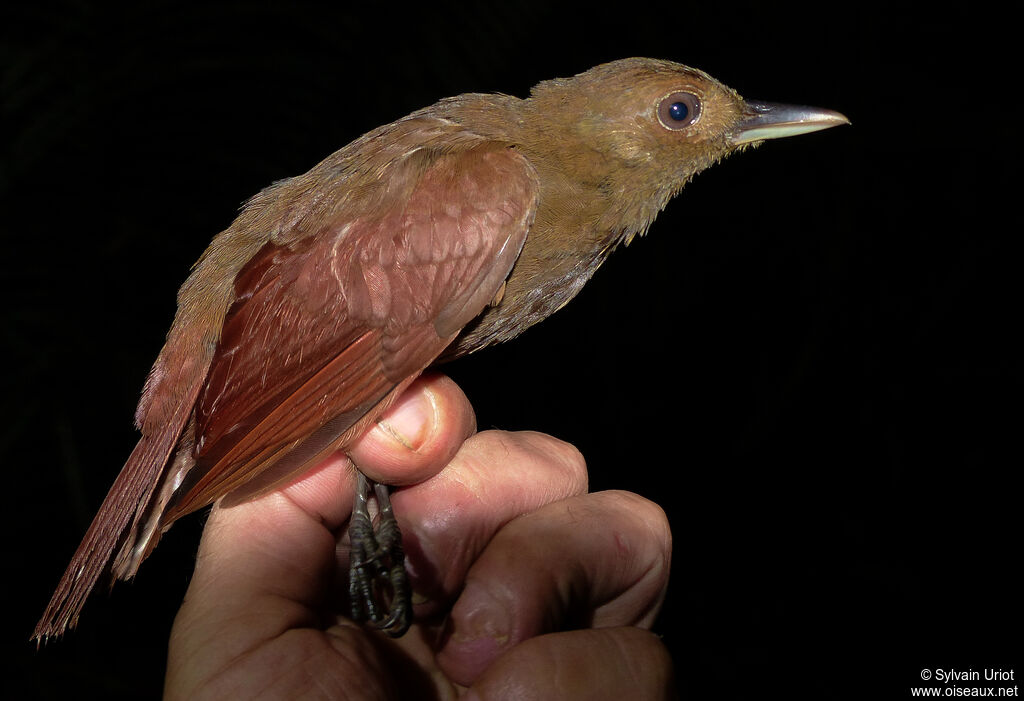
<box><xmin>729</xmin><ymin>101</ymin><xmax>850</xmax><ymax>145</ymax></box>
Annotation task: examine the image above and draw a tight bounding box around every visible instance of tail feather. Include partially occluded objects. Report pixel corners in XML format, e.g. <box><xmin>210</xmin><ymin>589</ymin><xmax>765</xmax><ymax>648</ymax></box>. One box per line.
<box><xmin>33</xmin><ymin>423</ymin><xmax>184</xmax><ymax>643</ymax></box>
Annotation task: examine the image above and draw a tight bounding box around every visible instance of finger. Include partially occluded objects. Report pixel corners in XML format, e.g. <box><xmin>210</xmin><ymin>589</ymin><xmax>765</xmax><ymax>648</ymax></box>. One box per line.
<box><xmin>272</xmin><ymin>371</ymin><xmax>477</xmax><ymax>530</ymax></box>
<box><xmin>390</xmin><ymin>430</ymin><xmax>589</xmax><ymax>609</ymax></box>
<box><xmin>467</xmin><ymin>627</ymin><xmax>675</xmax><ymax>701</ymax></box>
<box><xmin>437</xmin><ymin>490</ymin><xmax>671</xmax><ymax>685</ymax></box>
<box><xmin>348</xmin><ymin>372</ymin><xmax>477</xmax><ymax>486</ymax></box>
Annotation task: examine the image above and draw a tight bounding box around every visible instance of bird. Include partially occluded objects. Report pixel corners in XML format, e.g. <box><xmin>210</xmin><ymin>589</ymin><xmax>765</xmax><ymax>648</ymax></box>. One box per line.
<box><xmin>34</xmin><ymin>57</ymin><xmax>848</xmax><ymax>641</ymax></box>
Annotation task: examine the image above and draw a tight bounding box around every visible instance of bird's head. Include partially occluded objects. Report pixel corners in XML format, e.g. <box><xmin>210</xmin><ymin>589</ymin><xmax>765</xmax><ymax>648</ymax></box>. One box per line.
<box><xmin>522</xmin><ymin>57</ymin><xmax>848</xmax><ymax>237</ymax></box>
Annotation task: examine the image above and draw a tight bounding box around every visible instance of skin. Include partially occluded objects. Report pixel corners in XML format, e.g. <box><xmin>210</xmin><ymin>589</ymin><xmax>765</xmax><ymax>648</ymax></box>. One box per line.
<box><xmin>165</xmin><ymin>374</ymin><xmax>674</xmax><ymax>700</ymax></box>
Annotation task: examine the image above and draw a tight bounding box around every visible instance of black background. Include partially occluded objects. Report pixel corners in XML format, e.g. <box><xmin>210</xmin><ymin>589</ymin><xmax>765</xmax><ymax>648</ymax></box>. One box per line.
<box><xmin>3</xmin><ymin>2</ymin><xmax>1018</xmax><ymax>698</ymax></box>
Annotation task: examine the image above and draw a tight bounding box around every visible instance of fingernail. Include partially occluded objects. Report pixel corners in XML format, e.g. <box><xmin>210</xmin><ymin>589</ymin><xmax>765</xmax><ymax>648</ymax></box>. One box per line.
<box><xmin>449</xmin><ymin>583</ymin><xmax>512</xmax><ymax>648</ymax></box>
<box><xmin>377</xmin><ymin>388</ymin><xmax>436</xmax><ymax>451</ymax></box>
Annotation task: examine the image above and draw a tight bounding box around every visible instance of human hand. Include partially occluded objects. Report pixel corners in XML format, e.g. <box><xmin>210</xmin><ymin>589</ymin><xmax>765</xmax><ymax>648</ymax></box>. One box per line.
<box><xmin>165</xmin><ymin>373</ymin><xmax>674</xmax><ymax>699</ymax></box>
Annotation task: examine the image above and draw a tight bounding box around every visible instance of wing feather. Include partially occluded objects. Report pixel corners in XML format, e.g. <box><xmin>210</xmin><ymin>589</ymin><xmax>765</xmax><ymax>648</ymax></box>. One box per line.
<box><xmin>162</xmin><ymin>144</ymin><xmax>538</xmax><ymax>524</ymax></box>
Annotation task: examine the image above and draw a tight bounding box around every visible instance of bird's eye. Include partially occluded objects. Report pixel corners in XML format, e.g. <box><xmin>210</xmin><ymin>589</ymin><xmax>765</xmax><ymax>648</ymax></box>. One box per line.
<box><xmin>657</xmin><ymin>92</ymin><xmax>701</xmax><ymax>130</ymax></box>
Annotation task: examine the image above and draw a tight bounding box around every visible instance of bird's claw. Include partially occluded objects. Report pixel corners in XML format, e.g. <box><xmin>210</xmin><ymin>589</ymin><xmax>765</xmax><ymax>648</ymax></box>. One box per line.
<box><xmin>348</xmin><ymin>472</ymin><xmax>411</xmax><ymax>637</ymax></box>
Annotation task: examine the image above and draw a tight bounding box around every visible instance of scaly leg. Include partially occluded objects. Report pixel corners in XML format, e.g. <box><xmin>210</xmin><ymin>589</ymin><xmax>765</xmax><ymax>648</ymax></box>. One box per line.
<box><xmin>348</xmin><ymin>470</ymin><xmax>411</xmax><ymax>636</ymax></box>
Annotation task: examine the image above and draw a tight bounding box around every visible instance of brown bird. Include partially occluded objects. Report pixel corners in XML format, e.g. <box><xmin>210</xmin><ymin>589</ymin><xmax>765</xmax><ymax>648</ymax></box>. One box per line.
<box><xmin>34</xmin><ymin>57</ymin><xmax>848</xmax><ymax>641</ymax></box>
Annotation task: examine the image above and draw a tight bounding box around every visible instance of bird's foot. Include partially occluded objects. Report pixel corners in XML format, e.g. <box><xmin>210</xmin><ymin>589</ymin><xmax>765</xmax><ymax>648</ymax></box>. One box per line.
<box><xmin>348</xmin><ymin>470</ymin><xmax>411</xmax><ymax>637</ymax></box>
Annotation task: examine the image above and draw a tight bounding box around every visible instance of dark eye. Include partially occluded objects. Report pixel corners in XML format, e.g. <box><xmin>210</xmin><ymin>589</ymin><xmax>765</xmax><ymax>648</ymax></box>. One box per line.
<box><xmin>657</xmin><ymin>92</ymin><xmax>701</xmax><ymax>130</ymax></box>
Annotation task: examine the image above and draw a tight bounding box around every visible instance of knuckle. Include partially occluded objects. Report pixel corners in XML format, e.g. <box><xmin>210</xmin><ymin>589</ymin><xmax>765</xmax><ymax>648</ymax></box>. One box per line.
<box><xmin>516</xmin><ymin>430</ymin><xmax>589</xmax><ymax>490</ymax></box>
<box><xmin>614</xmin><ymin>628</ymin><xmax>675</xmax><ymax>693</ymax></box>
<box><xmin>468</xmin><ymin>429</ymin><xmax>589</xmax><ymax>497</ymax></box>
<box><xmin>601</xmin><ymin>490</ymin><xmax>672</xmax><ymax>559</ymax></box>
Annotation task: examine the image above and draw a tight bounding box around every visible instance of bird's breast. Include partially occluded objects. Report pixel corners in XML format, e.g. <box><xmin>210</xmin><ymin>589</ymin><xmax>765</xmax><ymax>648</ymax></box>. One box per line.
<box><xmin>441</xmin><ymin>235</ymin><xmax>613</xmax><ymax>358</ymax></box>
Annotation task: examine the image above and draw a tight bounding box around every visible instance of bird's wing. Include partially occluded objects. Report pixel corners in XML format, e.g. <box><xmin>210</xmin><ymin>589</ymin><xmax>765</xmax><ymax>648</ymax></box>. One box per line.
<box><xmin>159</xmin><ymin>143</ymin><xmax>538</xmax><ymax>525</ymax></box>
